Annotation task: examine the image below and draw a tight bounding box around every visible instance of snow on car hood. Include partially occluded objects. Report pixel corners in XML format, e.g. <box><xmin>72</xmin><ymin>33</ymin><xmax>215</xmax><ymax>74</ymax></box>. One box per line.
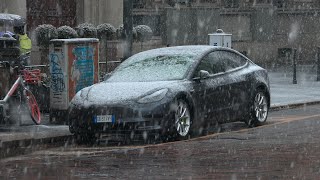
<box><xmin>71</xmin><ymin>81</ymin><xmax>182</xmax><ymax>107</ymax></box>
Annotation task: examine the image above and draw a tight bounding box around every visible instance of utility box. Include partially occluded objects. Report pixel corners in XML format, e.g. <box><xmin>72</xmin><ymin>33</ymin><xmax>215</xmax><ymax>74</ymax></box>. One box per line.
<box><xmin>49</xmin><ymin>38</ymin><xmax>99</xmax><ymax>123</ymax></box>
<box><xmin>208</xmin><ymin>29</ymin><xmax>232</xmax><ymax>48</ymax></box>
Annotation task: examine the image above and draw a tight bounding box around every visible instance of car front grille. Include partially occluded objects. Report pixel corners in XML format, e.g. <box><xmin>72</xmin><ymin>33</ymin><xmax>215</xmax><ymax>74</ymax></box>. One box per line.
<box><xmin>70</xmin><ymin>104</ymin><xmax>168</xmax><ymax>134</ymax></box>
<box><xmin>93</xmin><ymin>106</ymin><xmax>140</xmax><ymax>119</ymax></box>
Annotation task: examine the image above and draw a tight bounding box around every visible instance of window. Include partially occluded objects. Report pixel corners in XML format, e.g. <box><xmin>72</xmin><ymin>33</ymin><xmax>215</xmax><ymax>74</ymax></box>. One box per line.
<box><xmin>133</xmin><ymin>0</ymin><xmax>145</xmax><ymax>8</ymax></box>
<box><xmin>196</xmin><ymin>56</ymin><xmax>214</xmax><ymax>75</ymax></box>
<box><xmin>109</xmin><ymin>55</ymin><xmax>196</xmax><ymax>82</ymax></box>
<box><xmin>273</xmin><ymin>0</ymin><xmax>287</xmax><ymax>8</ymax></box>
<box><xmin>194</xmin><ymin>51</ymin><xmax>223</xmax><ymax>77</ymax></box>
<box><xmin>218</xmin><ymin>51</ymin><xmax>247</xmax><ymax>71</ymax></box>
<box><xmin>256</xmin><ymin>0</ymin><xmax>271</xmax><ymax>3</ymax></box>
<box><xmin>223</xmin><ymin>0</ymin><xmax>240</xmax><ymax>8</ymax></box>
<box><xmin>194</xmin><ymin>50</ymin><xmax>247</xmax><ymax>77</ymax></box>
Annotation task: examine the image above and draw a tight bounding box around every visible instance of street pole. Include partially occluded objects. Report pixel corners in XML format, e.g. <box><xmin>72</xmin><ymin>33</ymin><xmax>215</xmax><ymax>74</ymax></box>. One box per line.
<box><xmin>123</xmin><ymin>0</ymin><xmax>133</xmax><ymax>60</ymax></box>
<box><xmin>317</xmin><ymin>47</ymin><xmax>320</xmax><ymax>81</ymax></box>
<box><xmin>292</xmin><ymin>48</ymin><xmax>297</xmax><ymax>84</ymax></box>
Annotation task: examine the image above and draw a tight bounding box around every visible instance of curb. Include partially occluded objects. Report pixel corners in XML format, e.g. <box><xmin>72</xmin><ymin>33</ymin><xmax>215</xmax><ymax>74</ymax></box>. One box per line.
<box><xmin>0</xmin><ymin>135</ymin><xmax>72</xmax><ymax>159</ymax></box>
<box><xmin>270</xmin><ymin>100</ymin><xmax>320</xmax><ymax>111</ymax></box>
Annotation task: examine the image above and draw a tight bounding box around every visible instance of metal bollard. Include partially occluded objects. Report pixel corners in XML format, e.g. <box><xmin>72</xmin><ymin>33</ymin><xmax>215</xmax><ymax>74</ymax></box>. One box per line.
<box><xmin>292</xmin><ymin>48</ymin><xmax>297</xmax><ymax>84</ymax></box>
<box><xmin>317</xmin><ymin>47</ymin><xmax>320</xmax><ymax>81</ymax></box>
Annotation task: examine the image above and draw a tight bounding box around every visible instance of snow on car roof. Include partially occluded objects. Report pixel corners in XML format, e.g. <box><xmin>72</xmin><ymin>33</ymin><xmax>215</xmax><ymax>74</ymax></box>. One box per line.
<box><xmin>123</xmin><ymin>45</ymin><xmax>219</xmax><ymax>66</ymax></box>
<box><xmin>133</xmin><ymin>45</ymin><xmax>217</xmax><ymax>57</ymax></box>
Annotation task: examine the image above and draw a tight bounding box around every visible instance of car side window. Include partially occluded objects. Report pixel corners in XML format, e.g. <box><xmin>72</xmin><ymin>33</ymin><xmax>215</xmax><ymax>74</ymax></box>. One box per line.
<box><xmin>218</xmin><ymin>51</ymin><xmax>247</xmax><ymax>71</ymax></box>
<box><xmin>211</xmin><ymin>53</ymin><xmax>226</xmax><ymax>74</ymax></box>
<box><xmin>193</xmin><ymin>51</ymin><xmax>221</xmax><ymax>77</ymax></box>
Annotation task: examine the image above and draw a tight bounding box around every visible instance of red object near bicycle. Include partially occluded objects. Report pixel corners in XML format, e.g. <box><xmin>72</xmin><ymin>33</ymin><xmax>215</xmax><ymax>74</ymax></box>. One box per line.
<box><xmin>22</xmin><ymin>69</ymin><xmax>42</xmax><ymax>85</ymax></box>
<box><xmin>25</xmin><ymin>89</ymin><xmax>41</xmax><ymax>124</ymax></box>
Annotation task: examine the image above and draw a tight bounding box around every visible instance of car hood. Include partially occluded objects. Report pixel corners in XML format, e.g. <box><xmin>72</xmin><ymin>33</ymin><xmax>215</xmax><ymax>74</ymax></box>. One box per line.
<box><xmin>71</xmin><ymin>80</ymin><xmax>184</xmax><ymax>107</ymax></box>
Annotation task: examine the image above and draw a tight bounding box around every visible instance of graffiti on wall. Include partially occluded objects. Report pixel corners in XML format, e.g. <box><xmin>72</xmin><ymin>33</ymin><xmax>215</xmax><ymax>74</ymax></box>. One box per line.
<box><xmin>50</xmin><ymin>52</ymin><xmax>65</xmax><ymax>93</ymax></box>
<box><xmin>49</xmin><ymin>49</ymin><xmax>68</xmax><ymax>109</ymax></box>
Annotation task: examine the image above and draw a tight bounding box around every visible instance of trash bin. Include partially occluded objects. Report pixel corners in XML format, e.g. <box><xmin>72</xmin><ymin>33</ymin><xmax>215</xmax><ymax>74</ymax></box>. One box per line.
<box><xmin>49</xmin><ymin>38</ymin><xmax>99</xmax><ymax>123</ymax></box>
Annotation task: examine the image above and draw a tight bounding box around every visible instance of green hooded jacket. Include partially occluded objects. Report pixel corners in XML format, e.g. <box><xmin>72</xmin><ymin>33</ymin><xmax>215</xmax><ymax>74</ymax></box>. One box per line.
<box><xmin>18</xmin><ymin>34</ymin><xmax>32</xmax><ymax>54</ymax></box>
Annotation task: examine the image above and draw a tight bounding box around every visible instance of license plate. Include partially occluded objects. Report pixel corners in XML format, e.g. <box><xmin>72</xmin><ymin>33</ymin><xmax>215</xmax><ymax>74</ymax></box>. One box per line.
<box><xmin>93</xmin><ymin>115</ymin><xmax>115</xmax><ymax>123</ymax></box>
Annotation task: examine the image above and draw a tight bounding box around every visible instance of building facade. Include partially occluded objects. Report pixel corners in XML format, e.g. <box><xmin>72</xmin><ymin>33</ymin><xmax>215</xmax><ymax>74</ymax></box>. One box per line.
<box><xmin>2</xmin><ymin>0</ymin><xmax>320</xmax><ymax>66</ymax></box>
<box><xmin>0</xmin><ymin>0</ymin><xmax>123</xmax><ymax>32</ymax></box>
<box><xmin>133</xmin><ymin>0</ymin><xmax>320</xmax><ymax>67</ymax></box>
<box><xmin>0</xmin><ymin>0</ymin><xmax>26</xmax><ymax>18</ymax></box>
<box><xmin>77</xmin><ymin>0</ymin><xmax>123</xmax><ymax>28</ymax></box>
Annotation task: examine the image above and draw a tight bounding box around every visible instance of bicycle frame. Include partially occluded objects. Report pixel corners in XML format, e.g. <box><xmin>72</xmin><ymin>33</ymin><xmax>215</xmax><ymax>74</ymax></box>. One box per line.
<box><xmin>0</xmin><ymin>71</ymin><xmax>41</xmax><ymax>125</ymax></box>
<box><xmin>0</xmin><ymin>76</ymin><xmax>23</xmax><ymax>120</ymax></box>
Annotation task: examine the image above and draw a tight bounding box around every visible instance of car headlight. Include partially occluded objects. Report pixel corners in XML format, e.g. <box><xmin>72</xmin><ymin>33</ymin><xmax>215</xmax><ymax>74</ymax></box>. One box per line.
<box><xmin>138</xmin><ymin>89</ymin><xmax>168</xmax><ymax>104</ymax></box>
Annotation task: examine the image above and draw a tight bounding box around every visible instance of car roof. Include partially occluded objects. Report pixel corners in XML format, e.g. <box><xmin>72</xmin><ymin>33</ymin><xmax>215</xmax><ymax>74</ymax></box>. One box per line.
<box><xmin>134</xmin><ymin>45</ymin><xmax>219</xmax><ymax>58</ymax></box>
<box><xmin>124</xmin><ymin>45</ymin><xmax>239</xmax><ymax>67</ymax></box>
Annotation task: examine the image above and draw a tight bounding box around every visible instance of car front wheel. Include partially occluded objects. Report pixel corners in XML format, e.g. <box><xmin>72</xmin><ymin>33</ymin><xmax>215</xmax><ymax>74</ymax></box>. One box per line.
<box><xmin>247</xmin><ymin>90</ymin><xmax>269</xmax><ymax>127</ymax></box>
<box><xmin>173</xmin><ymin>99</ymin><xmax>192</xmax><ymax>139</ymax></box>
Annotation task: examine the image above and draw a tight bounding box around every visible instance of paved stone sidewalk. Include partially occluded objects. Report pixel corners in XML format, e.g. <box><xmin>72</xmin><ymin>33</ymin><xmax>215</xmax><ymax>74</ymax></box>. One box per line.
<box><xmin>269</xmin><ymin>66</ymin><xmax>320</xmax><ymax>107</ymax></box>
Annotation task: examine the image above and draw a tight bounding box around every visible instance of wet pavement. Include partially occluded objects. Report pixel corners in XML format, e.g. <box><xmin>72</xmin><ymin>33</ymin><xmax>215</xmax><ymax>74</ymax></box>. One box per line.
<box><xmin>0</xmin><ymin>114</ymin><xmax>70</xmax><ymax>142</ymax></box>
<box><xmin>1</xmin><ymin>104</ymin><xmax>320</xmax><ymax>179</ymax></box>
<box><xmin>0</xmin><ymin>114</ymin><xmax>71</xmax><ymax>158</ymax></box>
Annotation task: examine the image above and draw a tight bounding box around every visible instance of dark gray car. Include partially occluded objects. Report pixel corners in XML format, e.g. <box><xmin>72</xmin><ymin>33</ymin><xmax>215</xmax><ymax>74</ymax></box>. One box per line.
<box><xmin>68</xmin><ymin>45</ymin><xmax>270</xmax><ymax>143</ymax></box>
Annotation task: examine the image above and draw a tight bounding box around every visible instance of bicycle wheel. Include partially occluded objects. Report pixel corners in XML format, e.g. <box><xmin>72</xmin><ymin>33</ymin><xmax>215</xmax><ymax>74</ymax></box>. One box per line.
<box><xmin>24</xmin><ymin>89</ymin><xmax>41</xmax><ymax>124</ymax></box>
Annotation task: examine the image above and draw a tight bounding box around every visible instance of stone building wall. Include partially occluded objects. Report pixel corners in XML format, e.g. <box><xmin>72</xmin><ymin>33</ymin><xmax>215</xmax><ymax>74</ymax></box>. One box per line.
<box><xmin>163</xmin><ymin>7</ymin><xmax>320</xmax><ymax>67</ymax></box>
<box><xmin>77</xmin><ymin>0</ymin><xmax>123</xmax><ymax>28</ymax></box>
<box><xmin>0</xmin><ymin>0</ymin><xmax>26</xmax><ymax>18</ymax></box>
<box><xmin>1</xmin><ymin>0</ymin><xmax>123</xmax><ymax>30</ymax></box>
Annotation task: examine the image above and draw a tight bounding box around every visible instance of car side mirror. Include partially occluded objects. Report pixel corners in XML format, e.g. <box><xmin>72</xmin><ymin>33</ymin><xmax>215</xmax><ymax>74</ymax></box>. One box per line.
<box><xmin>199</xmin><ymin>70</ymin><xmax>210</xmax><ymax>79</ymax></box>
<box><xmin>193</xmin><ymin>70</ymin><xmax>210</xmax><ymax>82</ymax></box>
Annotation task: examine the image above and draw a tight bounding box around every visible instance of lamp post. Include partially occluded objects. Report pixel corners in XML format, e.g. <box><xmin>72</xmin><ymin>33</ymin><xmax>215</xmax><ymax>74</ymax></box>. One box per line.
<box><xmin>123</xmin><ymin>0</ymin><xmax>133</xmax><ymax>60</ymax></box>
<box><xmin>292</xmin><ymin>48</ymin><xmax>297</xmax><ymax>84</ymax></box>
<box><xmin>317</xmin><ymin>47</ymin><xmax>320</xmax><ymax>81</ymax></box>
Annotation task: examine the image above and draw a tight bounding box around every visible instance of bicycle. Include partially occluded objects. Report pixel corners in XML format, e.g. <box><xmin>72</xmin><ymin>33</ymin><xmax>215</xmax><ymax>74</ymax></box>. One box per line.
<box><xmin>24</xmin><ymin>64</ymin><xmax>51</xmax><ymax>113</ymax></box>
<box><xmin>0</xmin><ymin>61</ymin><xmax>41</xmax><ymax>125</ymax></box>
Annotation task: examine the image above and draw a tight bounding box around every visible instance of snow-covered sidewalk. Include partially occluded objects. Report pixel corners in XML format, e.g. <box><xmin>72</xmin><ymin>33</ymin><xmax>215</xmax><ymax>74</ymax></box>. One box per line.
<box><xmin>269</xmin><ymin>68</ymin><xmax>320</xmax><ymax>107</ymax></box>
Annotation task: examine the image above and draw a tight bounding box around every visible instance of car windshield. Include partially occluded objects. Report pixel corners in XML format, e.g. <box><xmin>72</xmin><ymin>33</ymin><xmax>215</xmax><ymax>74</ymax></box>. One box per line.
<box><xmin>107</xmin><ymin>54</ymin><xmax>196</xmax><ymax>82</ymax></box>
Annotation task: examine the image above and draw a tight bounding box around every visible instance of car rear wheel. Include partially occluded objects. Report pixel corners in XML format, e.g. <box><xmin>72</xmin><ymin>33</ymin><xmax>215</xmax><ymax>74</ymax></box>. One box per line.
<box><xmin>246</xmin><ymin>90</ymin><xmax>269</xmax><ymax>127</ymax></box>
<box><xmin>173</xmin><ymin>99</ymin><xmax>192</xmax><ymax>139</ymax></box>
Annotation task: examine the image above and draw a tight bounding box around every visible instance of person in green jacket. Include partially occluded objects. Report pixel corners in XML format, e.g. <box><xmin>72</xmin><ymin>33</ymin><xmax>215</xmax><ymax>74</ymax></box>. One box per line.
<box><xmin>13</xmin><ymin>25</ymin><xmax>32</xmax><ymax>55</ymax></box>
